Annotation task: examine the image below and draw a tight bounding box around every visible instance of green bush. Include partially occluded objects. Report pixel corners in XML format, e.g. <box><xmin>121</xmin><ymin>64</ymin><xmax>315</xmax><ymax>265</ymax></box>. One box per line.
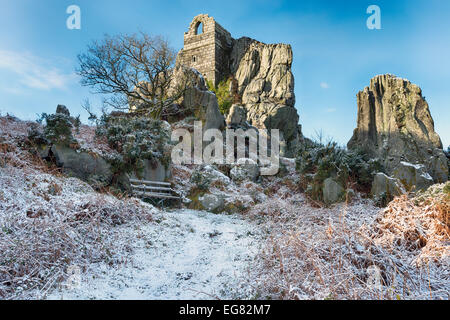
<box><xmin>37</xmin><ymin>113</ymin><xmax>76</xmax><ymax>146</ymax></box>
<box><xmin>190</xmin><ymin>170</ymin><xmax>211</xmax><ymax>191</ymax></box>
<box><xmin>96</xmin><ymin>113</ymin><xmax>171</xmax><ymax>175</ymax></box>
<box><xmin>296</xmin><ymin>140</ymin><xmax>383</xmax><ymax>202</ymax></box>
<box><xmin>207</xmin><ymin>79</ymin><xmax>233</xmax><ymax>115</ymax></box>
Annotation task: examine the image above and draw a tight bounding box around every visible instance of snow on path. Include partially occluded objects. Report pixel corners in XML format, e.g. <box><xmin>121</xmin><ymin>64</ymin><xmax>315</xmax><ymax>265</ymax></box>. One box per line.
<box><xmin>47</xmin><ymin>209</ymin><xmax>262</xmax><ymax>300</ymax></box>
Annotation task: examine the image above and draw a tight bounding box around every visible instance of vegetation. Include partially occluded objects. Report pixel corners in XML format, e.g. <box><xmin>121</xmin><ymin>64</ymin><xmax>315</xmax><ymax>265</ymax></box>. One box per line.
<box><xmin>207</xmin><ymin>78</ymin><xmax>233</xmax><ymax>115</ymax></box>
<box><xmin>96</xmin><ymin>112</ymin><xmax>171</xmax><ymax>176</ymax></box>
<box><xmin>36</xmin><ymin>112</ymin><xmax>79</xmax><ymax>146</ymax></box>
<box><xmin>77</xmin><ymin>32</ymin><xmax>189</xmax><ymax>119</ymax></box>
<box><xmin>296</xmin><ymin>139</ymin><xmax>383</xmax><ymax>202</ymax></box>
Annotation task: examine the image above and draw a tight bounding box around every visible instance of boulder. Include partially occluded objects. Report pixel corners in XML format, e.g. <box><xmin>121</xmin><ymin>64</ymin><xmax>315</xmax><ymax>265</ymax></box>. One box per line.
<box><xmin>426</xmin><ymin>148</ymin><xmax>449</xmax><ymax>183</ymax></box>
<box><xmin>190</xmin><ymin>165</ymin><xmax>231</xmax><ymax>190</ymax></box>
<box><xmin>371</xmin><ymin>172</ymin><xmax>406</xmax><ymax>203</ymax></box>
<box><xmin>392</xmin><ymin>162</ymin><xmax>434</xmax><ymax>191</ymax></box>
<box><xmin>322</xmin><ymin>178</ymin><xmax>345</xmax><ymax>205</ymax></box>
<box><xmin>230</xmin><ymin>158</ymin><xmax>260</xmax><ymax>182</ymax></box>
<box><xmin>226</xmin><ymin>104</ymin><xmax>247</xmax><ymax>128</ymax></box>
<box><xmin>199</xmin><ymin>194</ymin><xmax>225</xmax><ymax>213</ymax></box>
<box><xmin>348</xmin><ymin>74</ymin><xmax>447</xmax><ymax>180</ymax></box>
<box><xmin>51</xmin><ymin>144</ymin><xmax>113</xmax><ymax>188</ymax></box>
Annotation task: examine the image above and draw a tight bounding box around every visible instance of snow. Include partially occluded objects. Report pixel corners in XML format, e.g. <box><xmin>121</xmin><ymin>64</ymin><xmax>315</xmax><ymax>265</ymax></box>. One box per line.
<box><xmin>400</xmin><ymin>161</ymin><xmax>426</xmax><ymax>170</ymax></box>
<box><xmin>45</xmin><ymin>209</ymin><xmax>262</xmax><ymax>300</ymax></box>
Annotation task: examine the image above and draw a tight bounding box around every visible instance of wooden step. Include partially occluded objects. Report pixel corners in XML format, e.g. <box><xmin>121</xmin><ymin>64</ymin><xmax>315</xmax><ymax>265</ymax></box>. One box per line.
<box><xmin>131</xmin><ymin>185</ymin><xmax>175</xmax><ymax>192</ymax></box>
<box><xmin>133</xmin><ymin>191</ymin><xmax>181</xmax><ymax>200</ymax></box>
<box><xmin>129</xmin><ymin>179</ymin><xmax>171</xmax><ymax>187</ymax></box>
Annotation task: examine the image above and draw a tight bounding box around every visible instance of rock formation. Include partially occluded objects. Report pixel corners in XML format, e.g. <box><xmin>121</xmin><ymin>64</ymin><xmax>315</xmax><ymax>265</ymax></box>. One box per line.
<box><xmin>176</xmin><ymin>14</ymin><xmax>302</xmax><ymax>157</ymax></box>
<box><xmin>348</xmin><ymin>74</ymin><xmax>448</xmax><ymax>182</ymax></box>
<box><xmin>172</xmin><ymin>65</ymin><xmax>225</xmax><ymax>131</ymax></box>
<box><xmin>230</xmin><ymin>38</ymin><xmax>300</xmax><ymax>157</ymax></box>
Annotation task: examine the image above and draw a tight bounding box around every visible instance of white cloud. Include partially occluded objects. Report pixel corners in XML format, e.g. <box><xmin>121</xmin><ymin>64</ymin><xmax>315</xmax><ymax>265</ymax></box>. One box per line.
<box><xmin>325</xmin><ymin>108</ymin><xmax>336</xmax><ymax>113</ymax></box>
<box><xmin>320</xmin><ymin>82</ymin><xmax>330</xmax><ymax>89</ymax></box>
<box><xmin>0</xmin><ymin>50</ymin><xmax>76</xmax><ymax>92</ymax></box>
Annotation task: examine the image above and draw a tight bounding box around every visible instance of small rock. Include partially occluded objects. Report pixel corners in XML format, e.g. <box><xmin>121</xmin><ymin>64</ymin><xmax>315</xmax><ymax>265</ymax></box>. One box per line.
<box><xmin>226</xmin><ymin>104</ymin><xmax>247</xmax><ymax>128</ymax></box>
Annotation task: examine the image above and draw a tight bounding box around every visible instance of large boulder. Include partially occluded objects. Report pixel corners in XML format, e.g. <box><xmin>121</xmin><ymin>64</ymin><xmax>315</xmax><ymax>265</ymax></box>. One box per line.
<box><xmin>230</xmin><ymin>38</ymin><xmax>301</xmax><ymax>157</ymax></box>
<box><xmin>392</xmin><ymin>162</ymin><xmax>434</xmax><ymax>191</ymax></box>
<box><xmin>371</xmin><ymin>172</ymin><xmax>406</xmax><ymax>204</ymax></box>
<box><xmin>51</xmin><ymin>144</ymin><xmax>113</xmax><ymax>188</ymax></box>
<box><xmin>322</xmin><ymin>178</ymin><xmax>345</xmax><ymax>205</ymax></box>
<box><xmin>348</xmin><ymin>74</ymin><xmax>447</xmax><ymax>182</ymax></box>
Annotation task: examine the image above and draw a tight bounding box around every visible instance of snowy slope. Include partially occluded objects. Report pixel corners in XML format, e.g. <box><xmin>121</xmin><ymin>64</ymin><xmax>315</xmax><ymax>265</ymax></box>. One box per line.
<box><xmin>46</xmin><ymin>209</ymin><xmax>262</xmax><ymax>300</ymax></box>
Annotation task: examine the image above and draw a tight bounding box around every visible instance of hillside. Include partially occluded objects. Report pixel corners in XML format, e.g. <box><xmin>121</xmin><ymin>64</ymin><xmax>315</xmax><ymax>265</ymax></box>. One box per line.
<box><xmin>1</xmin><ymin>114</ymin><xmax>448</xmax><ymax>300</ymax></box>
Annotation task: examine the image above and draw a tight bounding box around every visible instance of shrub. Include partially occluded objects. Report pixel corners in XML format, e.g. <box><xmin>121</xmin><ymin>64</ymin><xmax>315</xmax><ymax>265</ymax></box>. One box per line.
<box><xmin>296</xmin><ymin>140</ymin><xmax>383</xmax><ymax>202</ymax></box>
<box><xmin>96</xmin><ymin>113</ymin><xmax>171</xmax><ymax>175</ymax></box>
<box><xmin>207</xmin><ymin>79</ymin><xmax>233</xmax><ymax>115</ymax></box>
<box><xmin>37</xmin><ymin>113</ymin><xmax>76</xmax><ymax>146</ymax></box>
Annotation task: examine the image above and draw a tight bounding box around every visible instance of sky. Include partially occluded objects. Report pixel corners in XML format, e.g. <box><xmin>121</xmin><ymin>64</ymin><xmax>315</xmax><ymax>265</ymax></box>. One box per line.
<box><xmin>0</xmin><ymin>0</ymin><xmax>449</xmax><ymax>147</ymax></box>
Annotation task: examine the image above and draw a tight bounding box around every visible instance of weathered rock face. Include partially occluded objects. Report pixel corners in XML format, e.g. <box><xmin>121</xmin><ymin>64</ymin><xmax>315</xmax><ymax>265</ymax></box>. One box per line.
<box><xmin>426</xmin><ymin>148</ymin><xmax>449</xmax><ymax>183</ymax></box>
<box><xmin>230</xmin><ymin>38</ymin><xmax>301</xmax><ymax>157</ymax></box>
<box><xmin>348</xmin><ymin>74</ymin><xmax>447</xmax><ymax>181</ymax></box>
<box><xmin>131</xmin><ymin>159</ymin><xmax>172</xmax><ymax>182</ymax></box>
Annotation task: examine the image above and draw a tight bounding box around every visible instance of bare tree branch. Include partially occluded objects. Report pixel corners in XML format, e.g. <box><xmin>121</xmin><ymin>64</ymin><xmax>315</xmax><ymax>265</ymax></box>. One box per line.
<box><xmin>77</xmin><ymin>32</ymin><xmax>189</xmax><ymax>118</ymax></box>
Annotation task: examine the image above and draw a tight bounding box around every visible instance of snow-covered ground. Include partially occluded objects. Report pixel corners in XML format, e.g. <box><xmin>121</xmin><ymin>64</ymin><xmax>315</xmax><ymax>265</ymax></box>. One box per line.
<box><xmin>45</xmin><ymin>209</ymin><xmax>262</xmax><ymax>300</ymax></box>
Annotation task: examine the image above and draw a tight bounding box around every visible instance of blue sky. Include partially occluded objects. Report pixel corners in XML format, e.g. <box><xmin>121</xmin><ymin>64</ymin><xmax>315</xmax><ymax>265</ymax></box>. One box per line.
<box><xmin>0</xmin><ymin>0</ymin><xmax>449</xmax><ymax>147</ymax></box>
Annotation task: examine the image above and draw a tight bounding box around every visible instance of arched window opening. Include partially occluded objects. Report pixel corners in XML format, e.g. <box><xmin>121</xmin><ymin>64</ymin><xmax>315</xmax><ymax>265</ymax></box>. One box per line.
<box><xmin>195</xmin><ymin>22</ymin><xmax>204</xmax><ymax>35</ymax></box>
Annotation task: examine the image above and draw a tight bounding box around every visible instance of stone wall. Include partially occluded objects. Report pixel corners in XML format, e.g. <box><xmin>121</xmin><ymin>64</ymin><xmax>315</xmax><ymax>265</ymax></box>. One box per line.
<box><xmin>177</xmin><ymin>14</ymin><xmax>233</xmax><ymax>86</ymax></box>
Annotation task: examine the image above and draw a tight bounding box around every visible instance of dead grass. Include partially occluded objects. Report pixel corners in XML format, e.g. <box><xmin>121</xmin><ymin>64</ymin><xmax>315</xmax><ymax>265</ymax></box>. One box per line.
<box><xmin>246</xmin><ymin>179</ymin><xmax>449</xmax><ymax>300</ymax></box>
<box><xmin>0</xmin><ymin>116</ymin><xmax>157</xmax><ymax>300</ymax></box>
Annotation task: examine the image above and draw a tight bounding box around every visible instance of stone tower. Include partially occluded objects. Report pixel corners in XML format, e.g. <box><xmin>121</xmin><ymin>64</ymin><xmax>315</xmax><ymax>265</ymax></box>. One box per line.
<box><xmin>177</xmin><ymin>14</ymin><xmax>233</xmax><ymax>86</ymax></box>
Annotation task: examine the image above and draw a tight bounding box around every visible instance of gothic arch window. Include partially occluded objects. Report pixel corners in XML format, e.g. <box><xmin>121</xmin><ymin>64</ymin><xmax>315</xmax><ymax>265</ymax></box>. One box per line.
<box><xmin>195</xmin><ymin>21</ymin><xmax>204</xmax><ymax>35</ymax></box>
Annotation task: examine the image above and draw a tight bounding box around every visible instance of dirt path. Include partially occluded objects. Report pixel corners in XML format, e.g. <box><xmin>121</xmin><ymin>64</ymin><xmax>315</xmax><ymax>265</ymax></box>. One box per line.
<box><xmin>46</xmin><ymin>209</ymin><xmax>262</xmax><ymax>300</ymax></box>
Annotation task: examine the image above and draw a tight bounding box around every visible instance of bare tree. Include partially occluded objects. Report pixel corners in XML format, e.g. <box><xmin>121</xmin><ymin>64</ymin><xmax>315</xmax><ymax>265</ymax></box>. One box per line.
<box><xmin>77</xmin><ymin>32</ymin><xmax>188</xmax><ymax>118</ymax></box>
